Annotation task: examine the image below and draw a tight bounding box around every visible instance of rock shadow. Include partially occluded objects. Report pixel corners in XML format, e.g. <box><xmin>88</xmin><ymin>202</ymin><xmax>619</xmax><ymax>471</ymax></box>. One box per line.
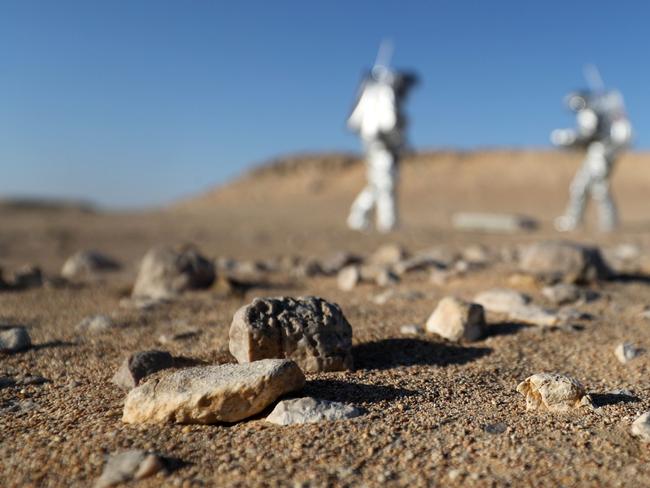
<box><xmin>301</xmin><ymin>379</ymin><xmax>416</xmax><ymax>404</ymax></box>
<box><xmin>609</xmin><ymin>273</ymin><xmax>650</xmax><ymax>285</ymax></box>
<box><xmin>487</xmin><ymin>322</ymin><xmax>532</xmax><ymax>337</ymax></box>
<box><xmin>32</xmin><ymin>340</ymin><xmax>78</xmax><ymax>351</ymax></box>
<box><xmin>590</xmin><ymin>391</ymin><xmax>640</xmax><ymax>408</ymax></box>
<box><xmin>353</xmin><ymin>338</ymin><xmax>492</xmax><ymax>370</ymax></box>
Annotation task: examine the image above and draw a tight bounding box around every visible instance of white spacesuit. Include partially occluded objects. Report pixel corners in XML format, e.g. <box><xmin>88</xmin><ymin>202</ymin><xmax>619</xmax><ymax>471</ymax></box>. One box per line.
<box><xmin>552</xmin><ymin>88</ymin><xmax>633</xmax><ymax>232</ymax></box>
<box><xmin>346</xmin><ymin>64</ymin><xmax>417</xmax><ymax>233</ymax></box>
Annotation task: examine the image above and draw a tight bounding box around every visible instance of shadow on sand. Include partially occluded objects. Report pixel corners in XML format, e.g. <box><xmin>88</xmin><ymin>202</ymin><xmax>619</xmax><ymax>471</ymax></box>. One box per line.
<box><xmin>352</xmin><ymin>338</ymin><xmax>492</xmax><ymax>371</ymax></box>
<box><xmin>487</xmin><ymin>321</ymin><xmax>532</xmax><ymax>337</ymax></box>
<box><xmin>301</xmin><ymin>379</ymin><xmax>416</xmax><ymax>404</ymax></box>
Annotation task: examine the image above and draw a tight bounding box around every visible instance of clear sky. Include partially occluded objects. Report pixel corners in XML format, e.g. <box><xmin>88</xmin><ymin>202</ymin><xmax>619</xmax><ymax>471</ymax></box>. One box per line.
<box><xmin>1</xmin><ymin>1</ymin><xmax>647</xmax><ymax>207</ymax></box>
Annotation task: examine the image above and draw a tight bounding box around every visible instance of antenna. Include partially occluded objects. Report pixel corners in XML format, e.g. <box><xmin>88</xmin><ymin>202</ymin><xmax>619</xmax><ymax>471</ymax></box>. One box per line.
<box><xmin>374</xmin><ymin>39</ymin><xmax>394</xmax><ymax>71</ymax></box>
<box><xmin>584</xmin><ymin>64</ymin><xmax>605</xmax><ymax>94</ymax></box>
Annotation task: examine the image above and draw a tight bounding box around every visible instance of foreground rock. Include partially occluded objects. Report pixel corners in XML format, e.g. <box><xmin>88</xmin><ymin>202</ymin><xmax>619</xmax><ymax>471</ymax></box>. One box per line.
<box><xmin>266</xmin><ymin>397</ymin><xmax>362</xmax><ymax>425</ymax></box>
<box><xmin>518</xmin><ymin>241</ymin><xmax>611</xmax><ymax>283</ymax></box>
<box><xmin>0</xmin><ymin>327</ymin><xmax>31</xmax><ymax>353</ymax></box>
<box><xmin>426</xmin><ymin>297</ymin><xmax>486</xmax><ymax>342</ymax></box>
<box><xmin>122</xmin><ymin>359</ymin><xmax>305</xmax><ymax>424</ymax></box>
<box><xmin>62</xmin><ymin>250</ymin><xmax>120</xmax><ymax>280</ymax></box>
<box><xmin>229</xmin><ymin>296</ymin><xmax>353</xmax><ymax>372</ymax></box>
<box><xmin>516</xmin><ymin>373</ymin><xmax>590</xmax><ymax>412</ymax></box>
<box><xmin>132</xmin><ymin>245</ymin><xmax>215</xmax><ymax>299</ymax></box>
<box><xmin>631</xmin><ymin>412</ymin><xmax>650</xmax><ymax>442</ymax></box>
<box><xmin>95</xmin><ymin>450</ymin><xmax>165</xmax><ymax>487</ymax></box>
<box><xmin>452</xmin><ymin>212</ymin><xmax>538</xmax><ymax>233</ymax></box>
<box><xmin>111</xmin><ymin>350</ymin><xmax>175</xmax><ymax>389</ymax></box>
<box><xmin>614</xmin><ymin>343</ymin><xmax>643</xmax><ymax>364</ymax></box>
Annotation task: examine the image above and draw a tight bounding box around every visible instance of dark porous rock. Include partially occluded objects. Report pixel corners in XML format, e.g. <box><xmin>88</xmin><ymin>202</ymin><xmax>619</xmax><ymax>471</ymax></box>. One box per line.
<box><xmin>11</xmin><ymin>265</ymin><xmax>43</xmax><ymax>289</ymax></box>
<box><xmin>132</xmin><ymin>245</ymin><xmax>215</xmax><ymax>299</ymax></box>
<box><xmin>111</xmin><ymin>350</ymin><xmax>175</xmax><ymax>390</ymax></box>
<box><xmin>229</xmin><ymin>296</ymin><xmax>353</xmax><ymax>372</ymax></box>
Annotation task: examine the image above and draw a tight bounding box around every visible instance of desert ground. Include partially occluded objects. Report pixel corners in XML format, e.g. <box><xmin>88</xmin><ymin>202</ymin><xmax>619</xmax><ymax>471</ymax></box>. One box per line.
<box><xmin>2</xmin><ymin>149</ymin><xmax>650</xmax><ymax>487</ymax></box>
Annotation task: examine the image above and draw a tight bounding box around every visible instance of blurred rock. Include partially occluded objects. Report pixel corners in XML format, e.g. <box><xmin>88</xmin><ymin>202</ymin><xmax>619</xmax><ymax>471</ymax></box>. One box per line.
<box><xmin>452</xmin><ymin>212</ymin><xmax>538</xmax><ymax>233</ymax></box>
<box><xmin>229</xmin><ymin>296</ymin><xmax>353</xmax><ymax>372</ymax></box>
<box><xmin>337</xmin><ymin>265</ymin><xmax>361</xmax><ymax>291</ymax></box>
<box><xmin>474</xmin><ymin>288</ymin><xmax>530</xmax><ymax>314</ymax></box>
<box><xmin>518</xmin><ymin>241</ymin><xmax>611</xmax><ymax>284</ymax></box>
<box><xmin>0</xmin><ymin>327</ymin><xmax>31</xmax><ymax>353</ymax></box>
<box><xmin>122</xmin><ymin>359</ymin><xmax>305</xmax><ymax>424</ymax></box>
<box><xmin>614</xmin><ymin>342</ymin><xmax>643</xmax><ymax>364</ymax></box>
<box><xmin>132</xmin><ymin>245</ymin><xmax>215</xmax><ymax>299</ymax></box>
<box><xmin>111</xmin><ymin>350</ymin><xmax>175</xmax><ymax>390</ymax></box>
<box><xmin>11</xmin><ymin>265</ymin><xmax>43</xmax><ymax>289</ymax></box>
<box><xmin>265</xmin><ymin>397</ymin><xmax>362</xmax><ymax>425</ymax></box>
<box><xmin>76</xmin><ymin>314</ymin><xmax>116</xmax><ymax>334</ymax></box>
<box><xmin>542</xmin><ymin>283</ymin><xmax>582</xmax><ymax>305</ymax></box>
<box><xmin>400</xmin><ymin>324</ymin><xmax>424</xmax><ymax>335</ymax></box>
<box><xmin>369</xmin><ymin>243</ymin><xmax>408</xmax><ymax>266</ymax></box>
<box><xmin>516</xmin><ymin>373</ymin><xmax>590</xmax><ymax>412</ymax></box>
<box><xmin>95</xmin><ymin>450</ymin><xmax>165</xmax><ymax>487</ymax></box>
<box><xmin>375</xmin><ymin>267</ymin><xmax>399</xmax><ymax>287</ymax></box>
<box><xmin>320</xmin><ymin>252</ymin><xmax>362</xmax><ymax>276</ymax></box>
<box><xmin>426</xmin><ymin>297</ymin><xmax>486</xmax><ymax>342</ymax></box>
<box><xmin>62</xmin><ymin>250</ymin><xmax>120</xmax><ymax>280</ymax></box>
<box><xmin>631</xmin><ymin>412</ymin><xmax>650</xmax><ymax>442</ymax></box>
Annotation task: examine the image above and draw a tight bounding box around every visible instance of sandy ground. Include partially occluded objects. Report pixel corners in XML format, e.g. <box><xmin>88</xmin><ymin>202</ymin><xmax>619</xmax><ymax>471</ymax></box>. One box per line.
<box><xmin>2</xmin><ymin>149</ymin><xmax>650</xmax><ymax>487</ymax></box>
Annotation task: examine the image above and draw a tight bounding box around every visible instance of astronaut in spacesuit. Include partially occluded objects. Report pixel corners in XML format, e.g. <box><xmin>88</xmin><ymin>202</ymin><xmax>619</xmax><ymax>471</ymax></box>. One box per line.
<box><xmin>346</xmin><ymin>47</ymin><xmax>418</xmax><ymax>233</ymax></box>
<box><xmin>552</xmin><ymin>83</ymin><xmax>633</xmax><ymax>232</ymax></box>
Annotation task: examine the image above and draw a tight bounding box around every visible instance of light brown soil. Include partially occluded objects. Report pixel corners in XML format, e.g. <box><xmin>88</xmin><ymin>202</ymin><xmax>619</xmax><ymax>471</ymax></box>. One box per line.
<box><xmin>2</xmin><ymin>149</ymin><xmax>650</xmax><ymax>487</ymax></box>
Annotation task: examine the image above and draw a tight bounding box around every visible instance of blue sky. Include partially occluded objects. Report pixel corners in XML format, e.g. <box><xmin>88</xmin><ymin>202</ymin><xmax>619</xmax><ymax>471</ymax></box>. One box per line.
<box><xmin>0</xmin><ymin>1</ymin><xmax>647</xmax><ymax>207</ymax></box>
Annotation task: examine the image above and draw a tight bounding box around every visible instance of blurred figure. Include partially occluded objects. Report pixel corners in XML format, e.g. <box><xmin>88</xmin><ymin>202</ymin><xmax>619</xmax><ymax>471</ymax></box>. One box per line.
<box><xmin>552</xmin><ymin>67</ymin><xmax>633</xmax><ymax>232</ymax></box>
<box><xmin>346</xmin><ymin>42</ymin><xmax>418</xmax><ymax>233</ymax></box>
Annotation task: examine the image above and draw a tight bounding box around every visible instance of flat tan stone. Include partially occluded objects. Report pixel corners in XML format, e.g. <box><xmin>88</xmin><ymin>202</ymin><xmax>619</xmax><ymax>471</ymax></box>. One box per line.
<box><xmin>516</xmin><ymin>373</ymin><xmax>589</xmax><ymax>412</ymax></box>
<box><xmin>122</xmin><ymin>359</ymin><xmax>305</xmax><ymax>424</ymax></box>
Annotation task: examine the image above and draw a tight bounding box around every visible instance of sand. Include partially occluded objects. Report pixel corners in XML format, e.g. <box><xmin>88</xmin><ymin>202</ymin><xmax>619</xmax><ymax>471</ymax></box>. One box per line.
<box><xmin>2</xmin><ymin>149</ymin><xmax>650</xmax><ymax>487</ymax></box>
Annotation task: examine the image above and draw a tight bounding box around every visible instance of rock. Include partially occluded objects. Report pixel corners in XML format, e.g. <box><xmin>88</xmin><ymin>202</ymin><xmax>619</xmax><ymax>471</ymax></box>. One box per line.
<box><xmin>337</xmin><ymin>265</ymin><xmax>360</xmax><ymax>291</ymax></box>
<box><xmin>518</xmin><ymin>240</ymin><xmax>611</xmax><ymax>283</ymax></box>
<box><xmin>76</xmin><ymin>315</ymin><xmax>116</xmax><ymax>334</ymax></box>
<box><xmin>119</xmin><ymin>296</ymin><xmax>169</xmax><ymax>311</ymax></box>
<box><xmin>425</xmin><ymin>297</ymin><xmax>486</xmax><ymax>342</ymax></box>
<box><xmin>95</xmin><ymin>450</ymin><xmax>165</xmax><ymax>487</ymax></box>
<box><xmin>320</xmin><ymin>252</ymin><xmax>362</xmax><ymax>275</ymax></box>
<box><xmin>265</xmin><ymin>397</ymin><xmax>362</xmax><ymax>425</ymax></box>
<box><xmin>292</xmin><ymin>258</ymin><xmax>322</xmax><ymax>278</ymax></box>
<box><xmin>614</xmin><ymin>343</ymin><xmax>644</xmax><ymax>364</ymax></box>
<box><xmin>62</xmin><ymin>250</ymin><xmax>120</xmax><ymax>280</ymax></box>
<box><xmin>229</xmin><ymin>296</ymin><xmax>353</xmax><ymax>372</ymax></box>
<box><xmin>542</xmin><ymin>283</ymin><xmax>582</xmax><ymax>305</ymax></box>
<box><xmin>631</xmin><ymin>412</ymin><xmax>650</xmax><ymax>442</ymax></box>
<box><xmin>111</xmin><ymin>350</ymin><xmax>175</xmax><ymax>390</ymax></box>
<box><xmin>461</xmin><ymin>244</ymin><xmax>492</xmax><ymax>265</ymax></box>
<box><xmin>372</xmin><ymin>290</ymin><xmax>424</xmax><ymax>305</ymax></box>
<box><xmin>157</xmin><ymin>329</ymin><xmax>200</xmax><ymax>345</ymax></box>
<box><xmin>483</xmin><ymin>422</ymin><xmax>507</xmax><ymax>434</ymax></box>
<box><xmin>452</xmin><ymin>212</ymin><xmax>538</xmax><ymax>233</ymax></box>
<box><xmin>393</xmin><ymin>255</ymin><xmax>441</xmax><ymax>275</ymax></box>
<box><xmin>474</xmin><ymin>288</ymin><xmax>530</xmax><ymax>314</ymax></box>
<box><xmin>510</xmin><ymin>304</ymin><xmax>562</xmax><ymax>327</ymax></box>
<box><xmin>122</xmin><ymin>359</ymin><xmax>305</xmax><ymax>424</ymax></box>
<box><xmin>11</xmin><ymin>265</ymin><xmax>43</xmax><ymax>289</ymax></box>
<box><xmin>132</xmin><ymin>245</ymin><xmax>215</xmax><ymax>299</ymax></box>
<box><xmin>375</xmin><ymin>268</ymin><xmax>399</xmax><ymax>287</ymax></box>
<box><xmin>400</xmin><ymin>324</ymin><xmax>424</xmax><ymax>335</ymax></box>
<box><xmin>0</xmin><ymin>327</ymin><xmax>31</xmax><ymax>353</ymax></box>
<box><xmin>474</xmin><ymin>288</ymin><xmax>561</xmax><ymax>327</ymax></box>
<box><xmin>516</xmin><ymin>373</ymin><xmax>590</xmax><ymax>412</ymax></box>
<box><xmin>430</xmin><ymin>267</ymin><xmax>458</xmax><ymax>285</ymax></box>
<box><xmin>368</xmin><ymin>243</ymin><xmax>408</xmax><ymax>266</ymax></box>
